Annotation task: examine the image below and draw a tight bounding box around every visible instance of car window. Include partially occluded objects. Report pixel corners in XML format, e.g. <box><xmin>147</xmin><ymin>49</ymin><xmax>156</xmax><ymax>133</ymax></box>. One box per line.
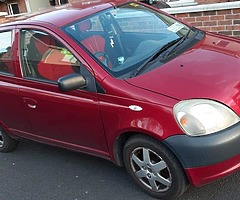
<box><xmin>63</xmin><ymin>3</ymin><xmax>194</xmax><ymax>78</ymax></box>
<box><xmin>115</xmin><ymin>9</ymin><xmax>168</xmax><ymax>34</ymax></box>
<box><xmin>0</xmin><ymin>31</ymin><xmax>14</xmax><ymax>75</ymax></box>
<box><xmin>65</xmin><ymin>15</ymin><xmax>104</xmax><ymax>41</ymax></box>
<box><xmin>20</xmin><ymin>29</ymin><xmax>80</xmax><ymax>83</ymax></box>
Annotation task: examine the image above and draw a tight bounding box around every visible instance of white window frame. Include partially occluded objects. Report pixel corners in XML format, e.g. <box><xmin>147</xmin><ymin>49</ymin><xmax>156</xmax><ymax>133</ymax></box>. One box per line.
<box><xmin>7</xmin><ymin>3</ymin><xmax>19</xmax><ymax>15</ymax></box>
<box><xmin>58</xmin><ymin>0</ymin><xmax>68</xmax><ymax>5</ymax></box>
<box><xmin>165</xmin><ymin>0</ymin><xmax>197</xmax><ymax>7</ymax></box>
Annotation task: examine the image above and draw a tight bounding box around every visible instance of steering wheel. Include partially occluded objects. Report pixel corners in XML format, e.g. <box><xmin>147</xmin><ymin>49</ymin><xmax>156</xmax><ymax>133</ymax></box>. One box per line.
<box><xmin>94</xmin><ymin>51</ymin><xmax>111</xmax><ymax>68</ymax></box>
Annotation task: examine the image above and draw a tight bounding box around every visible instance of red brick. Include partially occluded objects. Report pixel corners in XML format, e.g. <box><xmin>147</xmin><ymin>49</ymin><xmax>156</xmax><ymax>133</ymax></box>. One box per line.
<box><xmin>203</xmin><ymin>11</ymin><xmax>216</xmax><ymax>16</ymax></box>
<box><xmin>198</xmin><ymin>27</ymin><xmax>211</xmax><ymax>32</ymax></box>
<box><xmin>218</xmin><ymin>31</ymin><xmax>233</xmax><ymax>36</ymax></box>
<box><xmin>183</xmin><ymin>17</ymin><xmax>196</xmax><ymax>23</ymax></box>
<box><xmin>226</xmin><ymin>25</ymin><xmax>240</xmax><ymax>31</ymax></box>
<box><xmin>176</xmin><ymin>13</ymin><xmax>189</xmax><ymax>18</ymax></box>
<box><xmin>189</xmin><ymin>22</ymin><xmax>203</xmax><ymax>27</ymax></box>
<box><xmin>225</xmin><ymin>14</ymin><xmax>240</xmax><ymax>20</ymax></box>
<box><xmin>234</xmin><ymin>20</ymin><xmax>240</xmax><ymax>24</ymax></box>
<box><xmin>233</xmin><ymin>31</ymin><xmax>240</xmax><ymax>37</ymax></box>
<box><xmin>217</xmin><ymin>10</ymin><xmax>232</xmax><ymax>15</ymax></box>
<box><xmin>203</xmin><ymin>21</ymin><xmax>217</xmax><ymax>26</ymax></box>
<box><xmin>218</xmin><ymin>20</ymin><xmax>233</xmax><ymax>26</ymax></box>
<box><xmin>189</xmin><ymin>12</ymin><xmax>202</xmax><ymax>17</ymax></box>
<box><xmin>233</xmin><ymin>8</ymin><xmax>240</xmax><ymax>14</ymax></box>
<box><xmin>211</xmin><ymin>26</ymin><xmax>226</xmax><ymax>31</ymax></box>
<box><xmin>210</xmin><ymin>15</ymin><xmax>224</xmax><ymax>21</ymax></box>
<box><xmin>196</xmin><ymin>16</ymin><xmax>210</xmax><ymax>21</ymax></box>
<box><xmin>18</xmin><ymin>0</ymin><xmax>27</xmax><ymax>13</ymax></box>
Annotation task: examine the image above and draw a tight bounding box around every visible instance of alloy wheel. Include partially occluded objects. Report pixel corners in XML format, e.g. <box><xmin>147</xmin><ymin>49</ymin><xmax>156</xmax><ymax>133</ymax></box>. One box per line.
<box><xmin>130</xmin><ymin>147</ymin><xmax>172</xmax><ymax>192</ymax></box>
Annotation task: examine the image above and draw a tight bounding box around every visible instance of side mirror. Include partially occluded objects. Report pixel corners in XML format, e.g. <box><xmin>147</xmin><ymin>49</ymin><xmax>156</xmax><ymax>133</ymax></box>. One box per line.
<box><xmin>58</xmin><ymin>73</ymin><xmax>86</xmax><ymax>92</ymax></box>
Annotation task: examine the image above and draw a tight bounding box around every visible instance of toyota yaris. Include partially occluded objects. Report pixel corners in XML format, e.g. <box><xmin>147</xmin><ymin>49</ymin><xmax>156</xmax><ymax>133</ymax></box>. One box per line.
<box><xmin>0</xmin><ymin>0</ymin><xmax>240</xmax><ymax>199</ymax></box>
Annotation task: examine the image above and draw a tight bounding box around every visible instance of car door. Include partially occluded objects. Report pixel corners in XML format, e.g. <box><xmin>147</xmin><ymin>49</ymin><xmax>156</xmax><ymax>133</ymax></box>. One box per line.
<box><xmin>17</xmin><ymin>27</ymin><xmax>108</xmax><ymax>154</ymax></box>
<box><xmin>0</xmin><ymin>27</ymin><xmax>32</xmax><ymax>135</ymax></box>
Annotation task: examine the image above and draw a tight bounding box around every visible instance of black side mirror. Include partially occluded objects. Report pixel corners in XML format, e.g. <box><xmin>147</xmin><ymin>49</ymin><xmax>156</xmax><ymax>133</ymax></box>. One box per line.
<box><xmin>58</xmin><ymin>73</ymin><xmax>86</xmax><ymax>92</ymax></box>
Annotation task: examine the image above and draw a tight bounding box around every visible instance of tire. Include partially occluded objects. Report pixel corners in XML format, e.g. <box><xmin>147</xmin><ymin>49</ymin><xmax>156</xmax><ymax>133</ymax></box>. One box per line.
<box><xmin>123</xmin><ymin>135</ymin><xmax>188</xmax><ymax>199</ymax></box>
<box><xmin>0</xmin><ymin>128</ymin><xmax>19</xmax><ymax>153</ymax></box>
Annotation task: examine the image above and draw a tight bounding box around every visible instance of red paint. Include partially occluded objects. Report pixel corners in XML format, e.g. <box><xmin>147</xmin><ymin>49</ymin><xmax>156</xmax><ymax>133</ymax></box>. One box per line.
<box><xmin>186</xmin><ymin>154</ymin><xmax>240</xmax><ymax>187</ymax></box>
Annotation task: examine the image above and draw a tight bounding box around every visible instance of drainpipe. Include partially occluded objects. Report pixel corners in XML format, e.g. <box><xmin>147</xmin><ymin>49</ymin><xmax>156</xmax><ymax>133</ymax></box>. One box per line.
<box><xmin>25</xmin><ymin>0</ymin><xmax>32</xmax><ymax>13</ymax></box>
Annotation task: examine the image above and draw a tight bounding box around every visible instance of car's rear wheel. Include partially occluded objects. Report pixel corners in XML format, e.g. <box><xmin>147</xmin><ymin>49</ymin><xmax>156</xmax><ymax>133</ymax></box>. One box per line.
<box><xmin>123</xmin><ymin>135</ymin><xmax>188</xmax><ymax>199</ymax></box>
<box><xmin>0</xmin><ymin>128</ymin><xmax>19</xmax><ymax>153</ymax></box>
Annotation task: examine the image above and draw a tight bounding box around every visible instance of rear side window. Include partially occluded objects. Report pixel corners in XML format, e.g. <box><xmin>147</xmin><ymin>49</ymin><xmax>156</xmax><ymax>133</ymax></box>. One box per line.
<box><xmin>0</xmin><ymin>31</ymin><xmax>13</xmax><ymax>75</ymax></box>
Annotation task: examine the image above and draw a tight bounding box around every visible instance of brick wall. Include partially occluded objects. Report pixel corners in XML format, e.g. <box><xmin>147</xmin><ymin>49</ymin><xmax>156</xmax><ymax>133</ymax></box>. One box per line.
<box><xmin>0</xmin><ymin>0</ymin><xmax>240</xmax><ymax>38</ymax></box>
<box><xmin>0</xmin><ymin>0</ymin><xmax>27</xmax><ymax>22</ymax></box>
<box><xmin>0</xmin><ymin>0</ymin><xmax>27</xmax><ymax>13</ymax></box>
<box><xmin>18</xmin><ymin>0</ymin><xmax>27</xmax><ymax>13</ymax></box>
<box><xmin>0</xmin><ymin>3</ymin><xmax>7</xmax><ymax>13</ymax></box>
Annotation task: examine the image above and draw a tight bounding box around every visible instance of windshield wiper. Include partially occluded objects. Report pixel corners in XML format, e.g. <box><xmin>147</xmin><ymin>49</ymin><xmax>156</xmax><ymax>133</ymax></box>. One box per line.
<box><xmin>162</xmin><ymin>27</ymin><xmax>193</xmax><ymax>59</ymax></box>
<box><xmin>131</xmin><ymin>37</ymin><xmax>182</xmax><ymax>77</ymax></box>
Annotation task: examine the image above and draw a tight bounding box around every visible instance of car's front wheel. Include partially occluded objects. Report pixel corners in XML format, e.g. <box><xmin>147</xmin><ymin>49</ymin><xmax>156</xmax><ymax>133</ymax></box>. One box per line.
<box><xmin>0</xmin><ymin>128</ymin><xmax>19</xmax><ymax>153</ymax></box>
<box><xmin>123</xmin><ymin>135</ymin><xmax>188</xmax><ymax>199</ymax></box>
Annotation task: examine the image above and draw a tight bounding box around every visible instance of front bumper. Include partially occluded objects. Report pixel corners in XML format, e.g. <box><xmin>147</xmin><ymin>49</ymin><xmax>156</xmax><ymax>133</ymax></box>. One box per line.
<box><xmin>163</xmin><ymin>122</ymin><xmax>240</xmax><ymax>186</ymax></box>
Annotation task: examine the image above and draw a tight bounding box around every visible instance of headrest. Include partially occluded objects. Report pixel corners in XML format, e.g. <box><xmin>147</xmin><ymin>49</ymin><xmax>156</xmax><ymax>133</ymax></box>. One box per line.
<box><xmin>79</xmin><ymin>19</ymin><xmax>92</xmax><ymax>32</ymax></box>
<box><xmin>32</xmin><ymin>33</ymin><xmax>53</xmax><ymax>55</ymax></box>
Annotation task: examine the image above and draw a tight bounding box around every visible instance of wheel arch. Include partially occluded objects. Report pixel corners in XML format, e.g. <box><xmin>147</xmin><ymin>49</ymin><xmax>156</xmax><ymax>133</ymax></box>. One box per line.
<box><xmin>113</xmin><ymin>131</ymin><xmax>187</xmax><ymax>174</ymax></box>
<box><xmin>113</xmin><ymin>131</ymin><xmax>164</xmax><ymax>167</ymax></box>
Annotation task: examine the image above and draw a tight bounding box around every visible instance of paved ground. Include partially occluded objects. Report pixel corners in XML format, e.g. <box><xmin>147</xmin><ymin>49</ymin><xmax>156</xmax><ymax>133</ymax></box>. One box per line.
<box><xmin>0</xmin><ymin>139</ymin><xmax>239</xmax><ymax>200</ymax></box>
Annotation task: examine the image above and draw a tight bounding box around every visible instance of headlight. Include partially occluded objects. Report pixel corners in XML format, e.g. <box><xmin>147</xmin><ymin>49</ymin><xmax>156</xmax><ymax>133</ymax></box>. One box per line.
<box><xmin>173</xmin><ymin>99</ymin><xmax>240</xmax><ymax>136</ymax></box>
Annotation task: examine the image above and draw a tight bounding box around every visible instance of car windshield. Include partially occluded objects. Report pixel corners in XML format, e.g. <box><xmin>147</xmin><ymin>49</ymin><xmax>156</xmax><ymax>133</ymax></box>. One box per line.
<box><xmin>63</xmin><ymin>2</ymin><xmax>194</xmax><ymax>78</ymax></box>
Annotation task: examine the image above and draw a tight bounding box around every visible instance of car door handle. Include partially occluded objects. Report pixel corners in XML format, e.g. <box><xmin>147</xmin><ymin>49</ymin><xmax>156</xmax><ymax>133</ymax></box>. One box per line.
<box><xmin>22</xmin><ymin>97</ymin><xmax>38</xmax><ymax>109</ymax></box>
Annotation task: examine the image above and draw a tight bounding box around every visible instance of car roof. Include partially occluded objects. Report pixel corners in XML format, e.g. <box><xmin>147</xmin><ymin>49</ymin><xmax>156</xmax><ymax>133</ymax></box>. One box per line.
<box><xmin>1</xmin><ymin>0</ymin><xmax>130</xmax><ymax>28</ymax></box>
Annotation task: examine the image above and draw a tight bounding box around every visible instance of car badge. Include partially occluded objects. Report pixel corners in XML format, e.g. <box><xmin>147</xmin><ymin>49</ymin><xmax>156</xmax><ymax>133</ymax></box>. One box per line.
<box><xmin>129</xmin><ymin>105</ymin><xmax>143</xmax><ymax>111</ymax></box>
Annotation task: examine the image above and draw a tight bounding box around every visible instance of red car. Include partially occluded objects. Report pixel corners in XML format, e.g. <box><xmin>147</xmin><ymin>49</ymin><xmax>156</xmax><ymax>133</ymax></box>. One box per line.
<box><xmin>0</xmin><ymin>0</ymin><xmax>240</xmax><ymax>199</ymax></box>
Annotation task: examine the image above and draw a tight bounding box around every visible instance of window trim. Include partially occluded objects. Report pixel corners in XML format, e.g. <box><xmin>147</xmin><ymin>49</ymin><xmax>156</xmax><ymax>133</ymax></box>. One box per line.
<box><xmin>7</xmin><ymin>2</ymin><xmax>20</xmax><ymax>16</ymax></box>
<box><xmin>58</xmin><ymin>0</ymin><xmax>69</xmax><ymax>5</ymax></box>
<box><xmin>0</xmin><ymin>30</ymin><xmax>14</xmax><ymax>76</ymax></box>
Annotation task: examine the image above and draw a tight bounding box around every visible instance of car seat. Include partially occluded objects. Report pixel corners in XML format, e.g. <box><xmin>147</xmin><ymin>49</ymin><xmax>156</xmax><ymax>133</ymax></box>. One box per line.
<box><xmin>79</xmin><ymin>19</ymin><xmax>111</xmax><ymax>67</ymax></box>
<box><xmin>29</xmin><ymin>33</ymin><xmax>75</xmax><ymax>81</ymax></box>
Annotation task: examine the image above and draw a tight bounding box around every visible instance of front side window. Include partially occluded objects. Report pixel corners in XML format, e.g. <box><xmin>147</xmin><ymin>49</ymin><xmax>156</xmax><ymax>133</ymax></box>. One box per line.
<box><xmin>0</xmin><ymin>31</ymin><xmax>13</xmax><ymax>75</ymax></box>
<box><xmin>20</xmin><ymin>29</ymin><xmax>80</xmax><ymax>82</ymax></box>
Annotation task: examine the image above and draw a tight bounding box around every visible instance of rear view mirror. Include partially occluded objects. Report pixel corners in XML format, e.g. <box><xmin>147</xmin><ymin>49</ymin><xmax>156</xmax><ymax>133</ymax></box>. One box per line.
<box><xmin>58</xmin><ymin>73</ymin><xmax>86</xmax><ymax>92</ymax></box>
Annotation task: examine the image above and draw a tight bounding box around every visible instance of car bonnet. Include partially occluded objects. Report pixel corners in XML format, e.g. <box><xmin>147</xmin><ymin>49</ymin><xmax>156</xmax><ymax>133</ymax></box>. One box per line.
<box><xmin>125</xmin><ymin>32</ymin><xmax>240</xmax><ymax>114</ymax></box>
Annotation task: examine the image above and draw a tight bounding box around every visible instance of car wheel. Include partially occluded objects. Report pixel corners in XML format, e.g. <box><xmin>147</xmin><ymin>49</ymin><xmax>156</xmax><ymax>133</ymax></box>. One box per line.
<box><xmin>123</xmin><ymin>135</ymin><xmax>188</xmax><ymax>199</ymax></box>
<box><xmin>0</xmin><ymin>128</ymin><xmax>19</xmax><ymax>153</ymax></box>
